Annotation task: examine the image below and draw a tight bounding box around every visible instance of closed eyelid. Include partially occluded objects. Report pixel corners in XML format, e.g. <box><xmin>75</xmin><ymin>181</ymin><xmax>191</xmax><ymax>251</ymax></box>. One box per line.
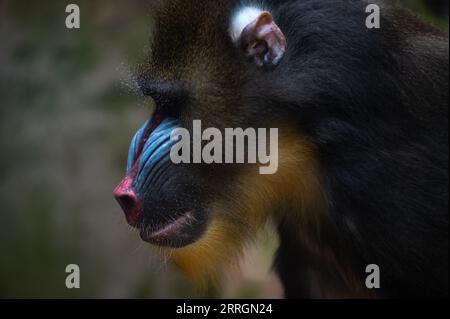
<box><xmin>138</xmin><ymin>75</ymin><xmax>188</xmax><ymax>117</ymax></box>
<box><xmin>138</xmin><ymin>76</ymin><xmax>174</xmax><ymax>97</ymax></box>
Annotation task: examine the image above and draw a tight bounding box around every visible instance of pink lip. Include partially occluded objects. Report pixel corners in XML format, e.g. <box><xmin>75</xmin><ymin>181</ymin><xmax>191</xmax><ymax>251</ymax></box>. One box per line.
<box><xmin>144</xmin><ymin>212</ymin><xmax>193</xmax><ymax>243</ymax></box>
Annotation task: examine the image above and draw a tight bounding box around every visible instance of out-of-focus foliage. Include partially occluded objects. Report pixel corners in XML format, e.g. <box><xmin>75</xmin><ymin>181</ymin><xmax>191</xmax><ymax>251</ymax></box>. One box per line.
<box><xmin>399</xmin><ymin>0</ymin><xmax>449</xmax><ymax>29</ymax></box>
<box><xmin>0</xmin><ymin>0</ymin><xmax>447</xmax><ymax>299</ymax></box>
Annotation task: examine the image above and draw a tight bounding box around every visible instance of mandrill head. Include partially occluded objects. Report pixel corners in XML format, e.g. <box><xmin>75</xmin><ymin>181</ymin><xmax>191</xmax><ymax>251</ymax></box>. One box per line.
<box><xmin>114</xmin><ymin>0</ymin><xmax>324</xmax><ymax>289</ymax></box>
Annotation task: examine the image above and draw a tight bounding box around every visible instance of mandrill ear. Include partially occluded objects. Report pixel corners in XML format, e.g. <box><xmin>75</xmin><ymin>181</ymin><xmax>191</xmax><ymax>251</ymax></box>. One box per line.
<box><xmin>232</xmin><ymin>9</ymin><xmax>287</xmax><ymax>69</ymax></box>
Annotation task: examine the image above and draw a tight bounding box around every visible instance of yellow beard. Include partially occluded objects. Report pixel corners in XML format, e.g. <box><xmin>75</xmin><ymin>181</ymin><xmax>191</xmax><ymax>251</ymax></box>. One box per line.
<box><xmin>160</xmin><ymin>131</ymin><xmax>326</xmax><ymax>291</ymax></box>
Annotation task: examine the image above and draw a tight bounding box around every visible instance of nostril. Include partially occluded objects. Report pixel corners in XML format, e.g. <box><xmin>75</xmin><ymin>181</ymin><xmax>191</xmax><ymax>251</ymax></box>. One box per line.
<box><xmin>117</xmin><ymin>194</ymin><xmax>137</xmax><ymax>215</ymax></box>
<box><xmin>114</xmin><ymin>179</ymin><xmax>141</xmax><ymax>226</ymax></box>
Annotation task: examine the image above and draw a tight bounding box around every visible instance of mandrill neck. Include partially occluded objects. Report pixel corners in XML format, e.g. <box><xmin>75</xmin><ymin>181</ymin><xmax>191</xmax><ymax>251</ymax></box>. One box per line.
<box><xmin>273</xmin><ymin>207</ymin><xmax>377</xmax><ymax>299</ymax></box>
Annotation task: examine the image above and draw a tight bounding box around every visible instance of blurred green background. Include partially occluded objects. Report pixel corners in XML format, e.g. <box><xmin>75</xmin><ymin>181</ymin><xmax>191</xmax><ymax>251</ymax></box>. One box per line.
<box><xmin>0</xmin><ymin>0</ymin><xmax>448</xmax><ymax>299</ymax></box>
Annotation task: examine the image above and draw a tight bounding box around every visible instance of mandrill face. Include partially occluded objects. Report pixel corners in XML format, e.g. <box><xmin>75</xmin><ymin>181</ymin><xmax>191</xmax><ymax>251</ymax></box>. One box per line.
<box><xmin>114</xmin><ymin>1</ymin><xmax>286</xmax><ymax>250</ymax></box>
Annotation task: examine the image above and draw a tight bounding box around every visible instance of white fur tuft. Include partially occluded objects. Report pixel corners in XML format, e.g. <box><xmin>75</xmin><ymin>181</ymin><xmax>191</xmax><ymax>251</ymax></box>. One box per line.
<box><xmin>229</xmin><ymin>6</ymin><xmax>263</xmax><ymax>43</ymax></box>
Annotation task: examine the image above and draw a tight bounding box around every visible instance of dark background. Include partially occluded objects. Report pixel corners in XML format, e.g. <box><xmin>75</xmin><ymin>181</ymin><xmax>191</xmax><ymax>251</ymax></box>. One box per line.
<box><xmin>0</xmin><ymin>0</ymin><xmax>448</xmax><ymax>298</ymax></box>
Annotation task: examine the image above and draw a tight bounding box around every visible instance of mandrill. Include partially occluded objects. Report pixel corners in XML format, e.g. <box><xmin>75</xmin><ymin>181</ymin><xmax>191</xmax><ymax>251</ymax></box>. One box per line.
<box><xmin>114</xmin><ymin>0</ymin><xmax>449</xmax><ymax>298</ymax></box>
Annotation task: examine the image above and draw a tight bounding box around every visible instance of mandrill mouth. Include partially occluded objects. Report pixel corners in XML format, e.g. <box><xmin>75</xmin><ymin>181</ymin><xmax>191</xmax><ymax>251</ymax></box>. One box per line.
<box><xmin>139</xmin><ymin>211</ymin><xmax>202</xmax><ymax>248</ymax></box>
<box><xmin>113</xmin><ymin>112</ymin><xmax>207</xmax><ymax>248</ymax></box>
